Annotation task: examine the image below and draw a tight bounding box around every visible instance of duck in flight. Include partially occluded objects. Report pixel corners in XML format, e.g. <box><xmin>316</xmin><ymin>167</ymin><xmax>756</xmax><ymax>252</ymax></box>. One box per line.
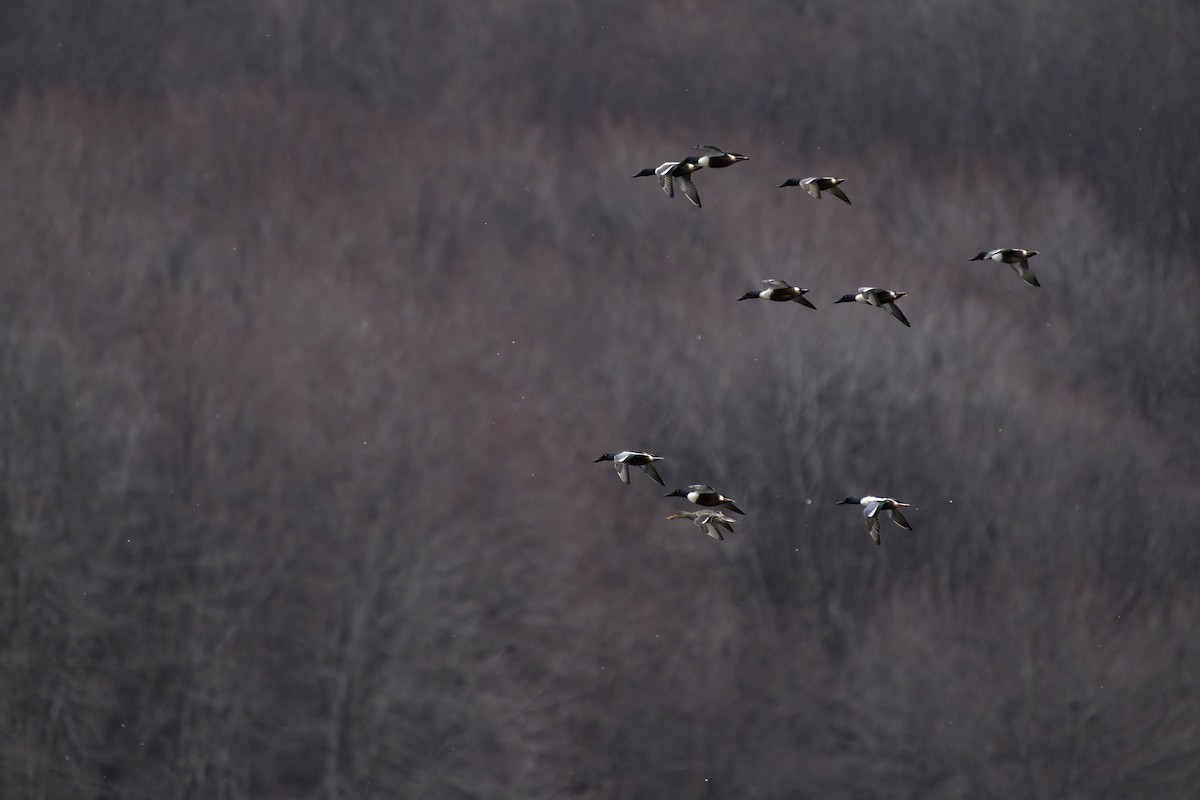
<box><xmin>837</xmin><ymin>496</ymin><xmax>913</xmax><ymax>545</ymax></box>
<box><xmin>665</xmin><ymin>484</ymin><xmax>745</xmax><ymax>515</ymax></box>
<box><xmin>738</xmin><ymin>279</ymin><xmax>817</xmax><ymax>309</ymax></box>
<box><xmin>969</xmin><ymin>248</ymin><xmax>1040</xmax><ymax>287</ymax></box>
<box><xmin>834</xmin><ymin>287</ymin><xmax>911</xmax><ymax>327</ymax></box>
<box><xmin>778</xmin><ymin>176</ymin><xmax>851</xmax><ymax>205</ymax></box>
<box><xmin>666</xmin><ymin>510</ymin><xmax>737</xmax><ymax>541</ymax></box>
<box><xmin>633</xmin><ymin>157</ymin><xmax>703</xmax><ymax>208</ymax></box>
<box><xmin>694</xmin><ymin>144</ymin><xmax>749</xmax><ymax>169</ymax></box>
<box><xmin>594</xmin><ymin>451</ymin><xmax>666</xmax><ymax>486</ymax></box>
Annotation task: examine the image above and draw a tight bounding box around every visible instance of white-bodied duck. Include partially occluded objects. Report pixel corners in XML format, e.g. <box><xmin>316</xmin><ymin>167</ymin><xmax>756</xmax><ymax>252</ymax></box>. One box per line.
<box><xmin>694</xmin><ymin>144</ymin><xmax>749</xmax><ymax>169</ymax></box>
<box><xmin>834</xmin><ymin>287</ymin><xmax>911</xmax><ymax>327</ymax></box>
<box><xmin>633</xmin><ymin>157</ymin><xmax>703</xmax><ymax>208</ymax></box>
<box><xmin>594</xmin><ymin>451</ymin><xmax>666</xmax><ymax>486</ymax></box>
<box><xmin>666</xmin><ymin>510</ymin><xmax>737</xmax><ymax>541</ymax></box>
<box><xmin>738</xmin><ymin>278</ymin><xmax>817</xmax><ymax>309</ymax></box>
<box><xmin>665</xmin><ymin>484</ymin><xmax>745</xmax><ymax>515</ymax></box>
<box><xmin>778</xmin><ymin>176</ymin><xmax>851</xmax><ymax>205</ymax></box>
<box><xmin>837</xmin><ymin>496</ymin><xmax>913</xmax><ymax>546</ymax></box>
<box><xmin>969</xmin><ymin>248</ymin><xmax>1040</xmax><ymax>287</ymax></box>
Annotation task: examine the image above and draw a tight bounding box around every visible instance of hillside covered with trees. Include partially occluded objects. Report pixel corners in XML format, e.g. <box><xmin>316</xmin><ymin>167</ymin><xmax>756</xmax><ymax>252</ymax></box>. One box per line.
<box><xmin>1</xmin><ymin>1</ymin><xmax>1198</xmax><ymax>797</ymax></box>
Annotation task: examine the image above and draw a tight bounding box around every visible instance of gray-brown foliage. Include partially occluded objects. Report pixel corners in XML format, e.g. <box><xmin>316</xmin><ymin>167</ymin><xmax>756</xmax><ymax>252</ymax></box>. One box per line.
<box><xmin>0</xmin><ymin>1</ymin><xmax>1198</xmax><ymax>798</ymax></box>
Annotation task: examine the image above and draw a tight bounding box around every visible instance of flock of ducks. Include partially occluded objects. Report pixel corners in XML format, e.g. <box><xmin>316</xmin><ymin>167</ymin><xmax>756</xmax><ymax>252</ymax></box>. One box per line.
<box><xmin>595</xmin><ymin>448</ymin><xmax>907</xmax><ymax>546</ymax></box>
<box><xmin>602</xmin><ymin>144</ymin><xmax>1043</xmax><ymax>546</ymax></box>
<box><xmin>970</xmin><ymin>248</ymin><xmax>1041</xmax><ymax>287</ymax></box>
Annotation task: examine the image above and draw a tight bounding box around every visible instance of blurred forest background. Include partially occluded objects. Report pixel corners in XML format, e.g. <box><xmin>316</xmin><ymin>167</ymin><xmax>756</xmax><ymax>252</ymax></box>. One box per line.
<box><xmin>1</xmin><ymin>1</ymin><xmax>1199</xmax><ymax>798</ymax></box>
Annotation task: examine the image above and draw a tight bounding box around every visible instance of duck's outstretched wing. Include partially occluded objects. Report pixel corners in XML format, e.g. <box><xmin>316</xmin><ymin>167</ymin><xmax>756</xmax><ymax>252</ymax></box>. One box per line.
<box><xmin>884</xmin><ymin>302</ymin><xmax>911</xmax><ymax>327</ymax></box>
<box><xmin>866</xmin><ymin>515</ymin><xmax>882</xmax><ymax>545</ymax></box>
<box><xmin>616</xmin><ymin>462</ymin><xmax>631</xmax><ymax>484</ymax></box>
<box><xmin>1012</xmin><ymin>259</ymin><xmax>1041</xmax><ymax>287</ymax></box>
<box><xmin>888</xmin><ymin>508</ymin><xmax>913</xmax><ymax>531</ymax></box>
<box><xmin>699</xmin><ymin>518</ymin><xmax>725</xmax><ymax>540</ymax></box>
<box><xmin>677</xmin><ymin>176</ymin><xmax>701</xmax><ymax>208</ymax></box>
<box><xmin>829</xmin><ymin>185</ymin><xmax>852</xmax><ymax>205</ymax></box>
<box><xmin>641</xmin><ymin>463</ymin><xmax>665</xmax><ymax>486</ymax></box>
<box><xmin>711</xmin><ymin>515</ymin><xmax>736</xmax><ymax>536</ymax></box>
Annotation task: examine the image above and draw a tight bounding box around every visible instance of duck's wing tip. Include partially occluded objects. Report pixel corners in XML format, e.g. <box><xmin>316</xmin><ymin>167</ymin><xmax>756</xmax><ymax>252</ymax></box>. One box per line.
<box><xmin>1015</xmin><ymin>260</ymin><xmax>1041</xmax><ymax>286</ymax></box>
<box><xmin>886</xmin><ymin>303</ymin><xmax>911</xmax><ymax>327</ymax></box>
<box><xmin>680</xmin><ymin>178</ymin><xmax>702</xmax><ymax>208</ymax></box>
<box><xmin>867</xmin><ymin>516</ymin><xmax>881</xmax><ymax>545</ymax></box>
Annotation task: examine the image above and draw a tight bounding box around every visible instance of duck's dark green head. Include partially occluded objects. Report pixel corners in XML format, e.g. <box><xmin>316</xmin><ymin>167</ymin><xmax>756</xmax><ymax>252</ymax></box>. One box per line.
<box><xmin>778</xmin><ymin>178</ymin><xmax>800</xmax><ymax>187</ymax></box>
<box><xmin>594</xmin><ymin>453</ymin><xmax>615</xmax><ymax>462</ymax></box>
<box><xmin>737</xmin><ymin>291</ymin><xmax>759</xmax><ymax>301</ymax></box>
<box><xmin>834</xmin><ymin>294</ymin><xmax>857</xmax><ymax>304</ymax></box>
<box><xmin>969</xmin><ymin>252</ymin><xmax>988</xmax><ymax>261</ymax></box>
<box><xmin>837</xmin><ymin>496</ymin><xmax>860</xmax><ymax>505</ymax></box>
<box><xmin>632</xmin><ymin>168</ymin><xmax>656</xmax><ymax>178</ymax></box>
<box><xmin>664</xmin><ymin>489</ymin><xmax>687</xmax><ymax>498</ymax></box>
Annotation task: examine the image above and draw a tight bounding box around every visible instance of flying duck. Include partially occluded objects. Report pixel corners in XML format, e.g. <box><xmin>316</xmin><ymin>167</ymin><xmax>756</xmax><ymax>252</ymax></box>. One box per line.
<box><xmin>834</xmin><ymin>287</ymin><xmax>911</xmax><ymax>327</ymax></box>
<box><xmin>694</xmin><ymin>144</ymin><xmax>749</xmax><ymax>169</ymax></box>
<box><xmin>633</xmin><ymin>158</ymin><xmax>703</xmax><ymax>208</ymax></box>
<box><xmin>665</xmin><ymin>484</ymin><xmax>745</xmax><ymax>515</ymax></box>
<box><xmin>778</xmin><ymin>176</ymin><xmax>851</xmax><ymax>205</ymax></box>
<box><xmin>738</xmin><ymin>278</ymin><xmax>817</xmax><ymax>309</ymax></box>
<box><xmin>594</xmin><ymin>451</ymin><xmax>666</xmax><ymax>486</ymax></box>
<box><xmin>969</xmin><ymin>248</ymin><xmax>1040</xmax><ymax>287</ymax></box>
<box><xmin>837</xmin><ymin>496</ymin><xmax>913</xmax><ymax>545</ymax></box>
<box><xmin>666</xmin><ymin>510</ymin><xmax>737</xmax><ymax>541</ymax></box>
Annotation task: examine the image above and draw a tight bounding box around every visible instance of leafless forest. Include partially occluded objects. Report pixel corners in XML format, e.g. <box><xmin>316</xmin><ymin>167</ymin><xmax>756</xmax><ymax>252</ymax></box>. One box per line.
<box><xmin>1</xmin><ymin>2</ymin><xmax>1199</xmax><ymax>798</ymax></box>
